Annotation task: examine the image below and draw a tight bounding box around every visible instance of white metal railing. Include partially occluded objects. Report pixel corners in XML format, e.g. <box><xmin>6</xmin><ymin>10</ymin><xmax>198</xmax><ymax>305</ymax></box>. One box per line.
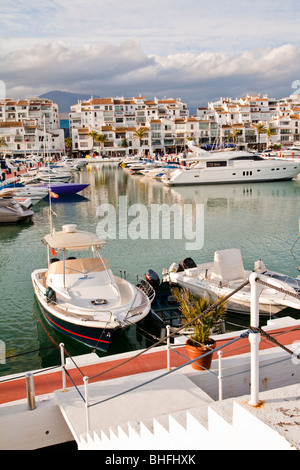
<box><xmin>52</xmin><ymin>275</ymin><xmax>300</xmax><ymax>435</ymax></box>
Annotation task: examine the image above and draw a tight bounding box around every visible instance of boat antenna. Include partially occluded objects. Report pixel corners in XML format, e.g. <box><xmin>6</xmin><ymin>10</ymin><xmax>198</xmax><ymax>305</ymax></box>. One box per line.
<box><xmin>44</xmin><ymin>116</ymin><xmax>54</xmax><ymax>234</ymax></box>
<box><xmin>290</xmin><ymin>218</ymin><xmax>300</xmax><ymax>271</ymax></box>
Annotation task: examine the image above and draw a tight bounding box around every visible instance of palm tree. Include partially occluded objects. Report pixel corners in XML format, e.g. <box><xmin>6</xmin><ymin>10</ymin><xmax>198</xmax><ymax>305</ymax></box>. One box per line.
<box><xmin>255</xmin><ymin>123</ymin><xmax>267</xmax><ymax>150</ymax></box>
<box><xmin>232</xmin><ymin>128</ymin><xmax>242</xmax><ymax>145</ymax></box>
<box><xmin>227</xmin><ymin>128</ymin><xmax>242</xmax><ymax>146</ymax></box>
<box><xmin>95</xmin><ymin>133</ymin><xmax>107</xmax><ymax>154</ymax></box>
<box><xmin>0</xmin><ymin>137</ymin><xmax>7</xmax><ymax>149</ymax></box>
<box><xmin>88</xmin><ymin>130</ymin><xmax>99</xmax><ymax>154</ymax></box>
<box><xmin>65</xmin><ymin>137</ymin><xmax>72</xmax><ymax>155</ymax></box>
<box><xmin>266</xmin><ymin>126</ymin><xmax>275</xmax><ymax>149</ymax></box>
<box><xmin>172</xmin><ymin>287</ymin><xmax>227</xmax><ymax>346</ymax></box>
<box><xmin>121</xmin><ymin>137</ymin><xmax>128</xmax><ymax>148</ymax></box>
<box><xmin>133</xmin><ymin>127</ymin><xmax>148</xmax><ymax>153</ymax></box>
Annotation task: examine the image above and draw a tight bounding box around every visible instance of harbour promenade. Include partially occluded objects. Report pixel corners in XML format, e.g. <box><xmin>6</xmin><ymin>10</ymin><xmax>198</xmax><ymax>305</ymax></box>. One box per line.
<box><xmin>1</xmin><ymin>320</ymin><xmax>300</xmax><ymax>405</ymax></box>
<box><xmin>1</xmin><ymin>317</ymin><xmax>300</xmax><ymax>450</ymax></box>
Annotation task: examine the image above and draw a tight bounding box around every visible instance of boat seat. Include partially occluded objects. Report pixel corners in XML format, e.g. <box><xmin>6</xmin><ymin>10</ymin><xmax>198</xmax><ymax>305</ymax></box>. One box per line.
<box><xmin>210</xmin><ymin>248</ymin><xmax>246</xmax><ymax>283</ymax></box>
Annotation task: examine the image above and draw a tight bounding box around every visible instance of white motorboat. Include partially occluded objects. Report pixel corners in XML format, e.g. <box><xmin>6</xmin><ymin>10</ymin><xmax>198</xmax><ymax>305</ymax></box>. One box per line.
<box><xmin>0</xmin><ymin>192</ymin><xmax>33</xmax><ymax>209</ymax></box>
<box><xmin>0</xmin><ymin>186</ymin><xmax>48</xmax><ymax>205</ymax></box>
<box><xmin>140</xmin><ymin>162</ymin><xmax>180</xmax><ymax>178</ymax></box>
<box><xmin>31</xmin><ymin>224</ymin><xmax>154</xmax><ymax>351</ymax></box>
<box><xmin>19</xmin><ymin>166</ymin><xmax>72</xmax><ymax>185</ymax></box>
<box><xmin>162</xmin><ymin>142</ymin><xmax>300</xmax><ymax>186</ymax></box>
<box><xmin>35</xmin><ymin>167</ymin><xmax>72</xmax><ymax>182</ymax></box>
<box><xmin>120</xmin><ymin>155</ymin><xmax>145</xmax><ymax>168</ymax></box>
<box><xmin>279</xmin><ymin>145</ymin><xmax>300</xmax><ymax>158</ymax></box>
<box><xmin>0</xmin><ymin>198</ymin><xmax>34</xmax><ymax>223</ymax></box>
<box><xmin>163</xmin><ymin>248</ymin><xmax>300</xmax><ymax>315</ymax></box>
<box><xmin>60</xmin><ymin>157</ymin><xmax>87</xmax><ymax>170</ymax></box>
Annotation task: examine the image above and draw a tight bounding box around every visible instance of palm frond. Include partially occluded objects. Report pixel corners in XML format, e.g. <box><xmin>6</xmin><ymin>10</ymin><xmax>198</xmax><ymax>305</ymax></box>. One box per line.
<box><xmin>172</xmin><ymin>287</ymin><xmax>227</xmax><ymax>345</ymax></box>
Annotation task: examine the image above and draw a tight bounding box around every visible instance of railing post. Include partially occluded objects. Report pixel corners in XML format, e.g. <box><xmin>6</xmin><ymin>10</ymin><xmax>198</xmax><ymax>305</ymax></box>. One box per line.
<box><xmin>249</xmin><ymin>273</ymin><xmax>261</xmax><ymax>407</ymax></box>
<box><xmin>84</xmin><ymin>376</ymin><xmax>90</xmax><ymax>434</ymax></box>
<box><xmin>218</xmin><ymin>350</ymin><xmax>223</xmax><ymax>401</ymax></box>
<box><xmin>166</xmin><ymin>325</ymin><xmax>171</xmax><ymax>371</ymax></box>
<box><xmin>26</xmin><ymin>373</ymin><xmax>36</xmax><ymax>410</ymax></box>
<box><xmin>59</xmin><ymin>343</ymin><xmax>66</xmax><ymax>391</ymax></box>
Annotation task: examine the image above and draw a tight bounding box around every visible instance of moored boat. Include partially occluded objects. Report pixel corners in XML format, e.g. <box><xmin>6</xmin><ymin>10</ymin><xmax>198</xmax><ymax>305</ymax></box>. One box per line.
<box><xmin>163</xmin><ymin>248</ymin><xmax>300</xmax><ymax>315</ymax></box>
<box><xmin>0</xmin><ymin>198</ymin><xmax>34</xmax><ymax>224</ymax></box>
<box><xmin>0</xmin><ymin>186</ymin><xmax>48</xmax><ymax>205</ymax></box>
<box><xmin>162</xmin><ymin>142</ymin><xmax>300</xmax><ymax>186</ymax></box>
<box><xmin>41</xmin><ymin>182</ymin><xmax>90</xmax><ymax>195</ymax></box>
<box><xmin>31</xmin><ymin>224</ymin><xmax>154</xmax><ymax>351</ymax></box>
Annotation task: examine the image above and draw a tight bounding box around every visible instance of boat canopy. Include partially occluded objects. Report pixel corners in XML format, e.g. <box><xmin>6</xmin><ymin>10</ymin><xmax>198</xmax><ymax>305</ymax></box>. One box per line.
<box><xmin>44</xmin><ymin>225</ymin><xmax>105</xmax><ymax>250</ymax></box>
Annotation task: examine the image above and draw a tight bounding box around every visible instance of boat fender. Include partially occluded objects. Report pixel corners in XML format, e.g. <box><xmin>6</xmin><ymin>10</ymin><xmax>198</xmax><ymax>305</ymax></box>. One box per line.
<box><xmin>168</xmin><ymin>262</ymin><xmax>178</xmax><ymax>273</ymax></box>
<box><xmin>145</xmin><ymin>269</ymin><xmax>161</xmax><ymax>289</ymax></box>
<box><xmin>177</xmin><ymin>257</ymin><xmax>197</xmax><ymax>272</ymax></box>
<box><xmin>45</xmin><ymin>287</ymin><xmax>56</xmax><ymax>304</ymax></box>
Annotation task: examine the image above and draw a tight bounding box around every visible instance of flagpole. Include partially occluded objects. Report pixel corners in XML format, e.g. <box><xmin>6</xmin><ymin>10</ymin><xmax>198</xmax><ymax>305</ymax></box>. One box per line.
<box><xmin>44</xmin><ymin>116</ymin><xmax>53</xmax><ymax>234</ymax></box>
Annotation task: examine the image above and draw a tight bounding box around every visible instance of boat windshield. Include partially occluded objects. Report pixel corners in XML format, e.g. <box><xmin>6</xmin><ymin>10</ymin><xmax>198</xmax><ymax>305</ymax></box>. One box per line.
<box><xmin>230</xmin><ymin>155</ymin><xmax>265</xmax><ymax>161</ymax></box>
<box><xmin>265</xmin><ymin>271</ymin><xmax>300</xmax><ymax>293</ymax></box>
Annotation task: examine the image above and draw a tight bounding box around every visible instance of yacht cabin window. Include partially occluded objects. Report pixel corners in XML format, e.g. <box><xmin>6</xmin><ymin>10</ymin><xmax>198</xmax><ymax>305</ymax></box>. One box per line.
<box><xmin>206</xmin><ymin>161</ymin><xmax>227</xmax><ymax>167</ymax></box>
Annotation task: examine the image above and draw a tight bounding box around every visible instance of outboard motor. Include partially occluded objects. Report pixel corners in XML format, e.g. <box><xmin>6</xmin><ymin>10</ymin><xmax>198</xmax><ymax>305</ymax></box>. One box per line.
<box><xmin>177</xmin><ymin>257</ymin><xmax>197</xmax><ymax>272</ymax></box>
<box><xmin>145</xmin><ymin>269</ymin><xmax>161</xmax><ymax>289</ymax></box>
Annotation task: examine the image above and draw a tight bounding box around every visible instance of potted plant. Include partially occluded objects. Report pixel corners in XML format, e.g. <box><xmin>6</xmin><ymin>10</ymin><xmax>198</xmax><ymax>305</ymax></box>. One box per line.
<box><xmin>172</xmin><ymin>287</ymin><xmax>227</xmax><ymax>371</ymax></box>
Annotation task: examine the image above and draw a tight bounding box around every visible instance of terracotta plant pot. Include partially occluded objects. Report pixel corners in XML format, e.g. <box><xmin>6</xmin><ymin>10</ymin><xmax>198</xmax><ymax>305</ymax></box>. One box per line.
<box><xmin>185</xmin><ymin>338</ymin><xmax>216</xmax><ymax>371</ymax></box>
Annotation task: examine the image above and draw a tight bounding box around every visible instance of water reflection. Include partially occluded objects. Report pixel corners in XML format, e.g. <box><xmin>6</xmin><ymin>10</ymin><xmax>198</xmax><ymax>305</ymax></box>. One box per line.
<box><xmin>1</xmin><ymin>164</ymin><xmax>300</xmax><ymax>376</ymax></box>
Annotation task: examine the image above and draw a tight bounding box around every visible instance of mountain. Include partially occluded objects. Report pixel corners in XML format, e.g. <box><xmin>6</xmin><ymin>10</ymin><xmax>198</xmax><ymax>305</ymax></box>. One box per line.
<box><xmin>39</xmin><ymin>90</ymin><xmax>100</xmax><ymax>113</ymax></box>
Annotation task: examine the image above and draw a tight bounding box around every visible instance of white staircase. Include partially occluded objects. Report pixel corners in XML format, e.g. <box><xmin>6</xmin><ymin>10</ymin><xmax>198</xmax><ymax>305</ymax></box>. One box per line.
<box><xmin>54</xmin><ymin>368</ymin><xmax>298</xmax><ymax>450</ymax></box>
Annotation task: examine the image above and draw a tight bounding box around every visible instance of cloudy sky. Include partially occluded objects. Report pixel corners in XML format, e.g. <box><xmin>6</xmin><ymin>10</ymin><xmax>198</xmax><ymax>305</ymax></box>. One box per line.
<box><xmin>1</xmin><ymin>0</ymin><xmax>300</xmax><ymax>110</ymax></box>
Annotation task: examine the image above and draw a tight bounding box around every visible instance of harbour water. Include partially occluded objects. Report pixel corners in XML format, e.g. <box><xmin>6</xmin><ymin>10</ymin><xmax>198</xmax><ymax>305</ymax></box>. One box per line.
<box><xmin>1</xmin><ymin>163</ymin><xmax>300</xmax><ymax>377</ymax></box>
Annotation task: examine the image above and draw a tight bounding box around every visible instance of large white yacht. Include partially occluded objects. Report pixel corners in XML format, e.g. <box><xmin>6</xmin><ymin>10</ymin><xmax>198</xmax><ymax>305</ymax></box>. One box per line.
<box><xmin>162</xmin><ymin>143</ymin><xmax>300</xmax><ymax>186</ymax></box>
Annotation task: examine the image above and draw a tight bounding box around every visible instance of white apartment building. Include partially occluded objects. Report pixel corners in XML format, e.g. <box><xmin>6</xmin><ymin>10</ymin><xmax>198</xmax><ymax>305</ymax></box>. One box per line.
<box><xmin>0</xmin><ymin>98</ymin><xmax>65</xmax><ymax>157</ymax></box>
<box><xmin>69</xmin><ymin>93</ymin><xmax>300</xmax><ymax>155</ymax></box>
<box><xmin>197</xmin><ymin>94</ymin><xmax>300</xmax><ymax>149</ymax></box>
<box><xmin>69</xmin><ymin>96</ymin><xmax>189</xmax><ymax>155</ymax></box>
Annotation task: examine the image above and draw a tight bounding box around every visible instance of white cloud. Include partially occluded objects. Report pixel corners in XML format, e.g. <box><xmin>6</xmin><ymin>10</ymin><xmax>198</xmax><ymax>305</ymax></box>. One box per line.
<box><xmin>1</xmin><ymin>0</ymin><xmax>300</xmax><ymax>108</ymax></box>
<box><xmin>2</xmin><ymin>0</ymin><xmax>300</xmax><ymax>56</ymax></box>
<box><xmin>1</xmin><ymin>39</ymin><xmax>299</xmax><ymax>108</ymax></box>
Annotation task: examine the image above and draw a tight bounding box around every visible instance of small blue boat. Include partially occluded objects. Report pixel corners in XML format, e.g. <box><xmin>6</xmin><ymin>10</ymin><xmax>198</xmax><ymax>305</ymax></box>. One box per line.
<box><xmin>42</xmin><ymin>182</ymin><xmax>90</xmax><ymax>195</ymax></box>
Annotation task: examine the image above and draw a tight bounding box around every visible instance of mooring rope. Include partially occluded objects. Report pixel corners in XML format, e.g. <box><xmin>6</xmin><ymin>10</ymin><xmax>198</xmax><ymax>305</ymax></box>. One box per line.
<box><xmin>249</xmin><ymin>325</ymin><xmax>300</xmax><ymax>360</ymax></box>
<box><xmin>88</xmin><ymin>279</ymin><xmax>250</xmax><ymax>380</ymax></box>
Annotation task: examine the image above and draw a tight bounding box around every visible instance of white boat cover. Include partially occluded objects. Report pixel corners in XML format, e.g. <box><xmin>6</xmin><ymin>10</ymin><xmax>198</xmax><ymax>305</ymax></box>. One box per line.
<box><xmin>44</xmin><ymin>230</ymin><xmax>105</xmax><ymax>250</ymax></box>
<box><xmin>211</xmin><ymin>248</ymin><xmax>246</xmax><ymax>282</ymax></box>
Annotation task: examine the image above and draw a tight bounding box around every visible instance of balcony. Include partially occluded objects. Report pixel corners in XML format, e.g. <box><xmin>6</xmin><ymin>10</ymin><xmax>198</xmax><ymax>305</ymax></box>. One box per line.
<box><xmin>280</xmin><ymin>129</ymin><xmax>291</xmax><ymax>135</ymax></box>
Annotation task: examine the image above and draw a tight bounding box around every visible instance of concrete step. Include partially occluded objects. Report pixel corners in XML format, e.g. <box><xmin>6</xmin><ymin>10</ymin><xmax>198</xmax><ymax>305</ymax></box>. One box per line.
<box><xmin>54</xmin><ymin>368</ymin><xmax>213</xmax><ymax>446</ymax></box>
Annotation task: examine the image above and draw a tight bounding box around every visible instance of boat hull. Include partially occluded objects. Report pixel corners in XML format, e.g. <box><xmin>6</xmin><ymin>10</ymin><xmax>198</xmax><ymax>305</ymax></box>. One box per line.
<box><xmin>164</xmin><ymin>161</ymin><xmax>300</xmax><ymax>186</ymax></box>
<box><xmin>0</xmin><ymin>209</ymin><xmax>34</xmax><ymax>224</ymax></box>
<box><xmin>36</xmin><ymin>297</ymin><xmax>120</xmax><ymax>351</ymax></box>
<box><xmin>170</xmin><ymin>278</ymin><xmax>284</xmax><ymax>315</ymax></box>
<box><xmin>31</xmin><ymin>265</ymin><xmax>152</xmax><ymax>351</ymax></box>
<box><xmin>42</xmin><ymin>183</ymin><xmax>90</xmax><ymax>195</ymax></box>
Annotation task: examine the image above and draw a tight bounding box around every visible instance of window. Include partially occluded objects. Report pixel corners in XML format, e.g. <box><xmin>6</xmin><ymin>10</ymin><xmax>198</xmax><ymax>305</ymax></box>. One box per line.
<box><xmin>206</xmin><ymin>161</ymin><xmax>227</xmax><ymax>167</ymax></box>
